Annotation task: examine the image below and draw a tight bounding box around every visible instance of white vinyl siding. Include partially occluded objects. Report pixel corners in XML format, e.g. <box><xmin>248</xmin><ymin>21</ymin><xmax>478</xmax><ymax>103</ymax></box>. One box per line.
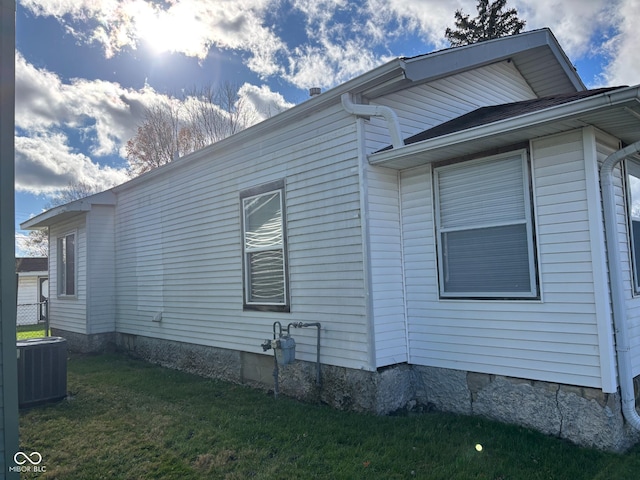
<box><xmin>86</xmin><ymin>205</ymin><xmax>116</xmax><ymax>334</ymax></box>
<box><xmin>434</xmin><ymin>152</ymin><xmax>537</xmax><ymax>298</ymax></box>
<box><xmin>16</xmin><ymin>276</ymin><xmax>40</xmax><ymax>325</ymax></box>
<box><xmin>115</xmin><ymin>104</ymin><xmax>372</xmax><ymax>370</ymax></box>
<box><xmin>366</xmin><ymin>61</ymin><xmax>537</xmax><ymax>153</ymax></box>
<box><xmin>49</xmin><ymin>215</ymin><xmax>87</xmax><ymax>334</ymax></box>
<box><xmin>401</xmin><ymin>129</ymin><xmax>607</xmax><ymax>389</ymax></box>
<box><xmin>363</xmin><ymin>61</ymin><xmax>536</xmax><ymax>367</ymax></box>
<box><xmin>366</xmin><ymin>165</ymin><xmax>407</xmax><ymax>366</ymax></box>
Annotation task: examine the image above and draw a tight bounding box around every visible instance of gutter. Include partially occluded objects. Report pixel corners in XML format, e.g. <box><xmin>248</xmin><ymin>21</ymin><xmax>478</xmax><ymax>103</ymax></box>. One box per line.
<box><xmin>601</xmin><ymin>139</ymin><xmax>640</xmax><ymax>431</ymax></box>
<box><xmin>20</xmin><ymin>190</ymin><xmax>117</xmax><ymax>230</ymax></box>
<box><xmin>341</xmin><ymin>93</ymin><xmax>404</xmax><ymax>149</ymax></box>
<box><xmin>370</xmin><ymin>86</ymin><xmax>640</xmax><ymax>167</ymax></box>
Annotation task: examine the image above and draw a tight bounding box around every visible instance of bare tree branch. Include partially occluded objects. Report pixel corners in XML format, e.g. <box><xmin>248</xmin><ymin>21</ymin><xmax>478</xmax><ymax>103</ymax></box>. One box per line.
<box><xmin>126</xmin><ymin>82</ymin><xmax>258</xmax><ymax>177</ymax></box>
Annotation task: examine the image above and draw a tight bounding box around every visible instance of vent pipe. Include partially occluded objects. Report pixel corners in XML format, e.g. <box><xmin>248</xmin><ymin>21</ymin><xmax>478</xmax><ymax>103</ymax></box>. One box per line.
<box><xmin>309</xmin><ymin>87</ymin><xmax>321</xmax><ymax>97</ymax></box>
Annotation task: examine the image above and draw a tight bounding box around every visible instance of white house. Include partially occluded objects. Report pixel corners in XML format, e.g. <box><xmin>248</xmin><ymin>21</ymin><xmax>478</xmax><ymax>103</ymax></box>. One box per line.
<box><xmin>22</xmin><ymin>28</ymin><xmax>640</xmax><ymax>451</ymax></box>
<box><xmin>15</xmin><ymin>257</ymin><xmax>48</xmax><ymax>326</ymax></box>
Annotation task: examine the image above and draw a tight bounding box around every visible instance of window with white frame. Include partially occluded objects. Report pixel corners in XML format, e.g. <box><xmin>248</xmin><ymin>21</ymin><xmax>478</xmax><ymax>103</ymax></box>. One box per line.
<box><xmin>626</xmin><ymin>159</ymin><xmax>640</xmax><ymax>293</ymax></box>
<box><xmin>434</xmin><ymin>151</ymin><xmax>538</xmax><ymax>298</ymax></box>
<box><xmin>241</xmin><ymin>180</ymin><xmax>289</xmax><ymax>311</ymax></box>
<box><xmin>57</xmin><ymin>232</ymin><xmax>76</xmax><ymax>296</ymax></box>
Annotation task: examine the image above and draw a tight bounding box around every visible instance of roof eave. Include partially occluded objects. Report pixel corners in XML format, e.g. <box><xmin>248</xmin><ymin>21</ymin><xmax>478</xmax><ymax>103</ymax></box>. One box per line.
<box><xmin>369</xmin><ymin>86</ymin><xmax>640</xmax><ymax>169</ymax></box>
<box><xmin>368</xmin><ymin>28</ymin><xmax>584</xmax><ymax>99</ymax></box>
<box><xmin>20</xmin><ymin>190</ymin><xmax>116</xmax><ymax>230</ymax></box>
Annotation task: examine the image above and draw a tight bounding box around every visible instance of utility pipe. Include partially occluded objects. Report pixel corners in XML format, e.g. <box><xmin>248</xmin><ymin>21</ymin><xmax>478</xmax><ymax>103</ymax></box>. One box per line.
<box><xmin>289</xmin><ymin>322</ymin><xmax>322</xmax><ymax>386</ymax></box>
<box><xmin>601</xmin><ymin>139</ymin><xmax>640</xmax><ymax>431</ymax></box>
<box><xmin>341</xmin><ymin>93</ymin><xmax>404</xmax><ymax>150</ymax></box>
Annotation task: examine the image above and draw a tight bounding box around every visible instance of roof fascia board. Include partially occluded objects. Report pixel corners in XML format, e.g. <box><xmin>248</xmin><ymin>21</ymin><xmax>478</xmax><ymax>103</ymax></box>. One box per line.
<box><xmin>402</xmin><ymin>29</ymin><xmax>584</xmax><ymax>92</ymax></box>
<box><xmin>20</xmin><ymin>190</ymin><xmax>116</xmax><ymax>230</ymax></box>
<box><xmin>543</xmin><ymin>29</ymin><xmax>585</xmax><ymax>92</ymax></box>
<box><xmin>369</xmin><ymin>86</ymin><xmax>640</xmax><ymax>167</ymax></box>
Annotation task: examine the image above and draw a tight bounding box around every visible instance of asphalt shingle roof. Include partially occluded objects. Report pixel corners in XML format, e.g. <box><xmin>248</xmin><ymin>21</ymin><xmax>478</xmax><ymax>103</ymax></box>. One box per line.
<box><xmin>16</xmin><ymin>257</ymin><xmax>48</xmax><ymax>273</ymax></box>
<box><xmin>377</xmin><ymin>87</ymin><xmax>623</xmax><ymax>153</ymax></box>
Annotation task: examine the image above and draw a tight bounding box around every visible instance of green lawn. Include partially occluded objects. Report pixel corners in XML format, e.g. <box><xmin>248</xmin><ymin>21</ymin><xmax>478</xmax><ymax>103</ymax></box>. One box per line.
<box><xmin>18</xmin><ymin>353</ymin><xmax>640</xmax><ymax>479</ymax></box>
<box><xmin>16</xmin><ymin>323</ymin><xmax>48</xmax><ymax>340</ymax></box>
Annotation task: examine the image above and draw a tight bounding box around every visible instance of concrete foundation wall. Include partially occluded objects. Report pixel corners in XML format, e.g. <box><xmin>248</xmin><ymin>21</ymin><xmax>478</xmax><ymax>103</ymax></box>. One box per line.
<box><xmin>57</xmin><ymin>330</ymin><xmax>640</xmax><ymax>452</ymax></box>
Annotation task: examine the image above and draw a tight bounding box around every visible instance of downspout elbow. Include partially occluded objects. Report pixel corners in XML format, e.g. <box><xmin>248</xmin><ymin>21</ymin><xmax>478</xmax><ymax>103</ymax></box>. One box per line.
<box><xmin>341</xmin><ymin>93</ymin><xmax>404</xmax><ymax>149</ymax></box>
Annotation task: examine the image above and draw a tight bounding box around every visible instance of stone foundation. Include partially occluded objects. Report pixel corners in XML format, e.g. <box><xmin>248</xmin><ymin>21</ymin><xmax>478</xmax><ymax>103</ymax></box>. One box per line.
<box><xmin>58</xmin><ymin>330</ymin><xmax>640</xmax><ymax>452</ymax></box>
<box><xmin>51</xmin><ymin>328</ymin><xmax>115</xmax><ymax>354</ymax></box>
<box><xmin>412</xmin><ymin>366</ymin><xmax>640</xmax><ymax>452</ymax></box>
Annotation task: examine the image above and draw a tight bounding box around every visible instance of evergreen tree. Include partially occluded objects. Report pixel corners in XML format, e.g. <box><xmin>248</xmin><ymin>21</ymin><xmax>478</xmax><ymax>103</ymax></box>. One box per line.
<box><xmin>445</xmin><ymin>0</ymin><xmax>526</xmax><ymax>47</ymax></box>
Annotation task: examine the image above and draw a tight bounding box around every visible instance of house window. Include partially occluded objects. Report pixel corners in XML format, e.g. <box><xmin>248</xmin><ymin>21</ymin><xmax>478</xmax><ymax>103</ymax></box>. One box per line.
<box><xmin>626</xmin><ymin>159</ymin><xmax>640</xmax><ymax>293</ymax></box>
<box><xmin>434</xmin><ymin>151</ymin><xmax>537</xmax><ymax>298</ymax></box>
<box><xmin>57</xmin><ymin>233</ymin><xmax>76</xmax><ymax>296</ymax></box>
<box><xmin>241</xmin><ymin>180</ymin><xmax>289</xmax><ymax>311</ymax></box>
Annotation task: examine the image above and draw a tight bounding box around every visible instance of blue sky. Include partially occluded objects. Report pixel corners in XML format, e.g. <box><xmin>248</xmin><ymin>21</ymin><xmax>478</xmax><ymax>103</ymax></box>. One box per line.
<box><xmin>14</xmin><ymin>0</ymin><xmax>640</xmax><ymax>254</ymax></box>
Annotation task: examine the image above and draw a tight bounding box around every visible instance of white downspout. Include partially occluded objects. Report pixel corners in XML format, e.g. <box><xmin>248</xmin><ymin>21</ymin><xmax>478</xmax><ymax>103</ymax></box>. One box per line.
<box><xmin>341</xmin><ymin>93</ymin><xmax>404</xmax><ymax>149</ymax></box>
<box><xmin>601</xmin><ymin>139</ymin><xmax>640</xmax><ymax>431</ymax></box>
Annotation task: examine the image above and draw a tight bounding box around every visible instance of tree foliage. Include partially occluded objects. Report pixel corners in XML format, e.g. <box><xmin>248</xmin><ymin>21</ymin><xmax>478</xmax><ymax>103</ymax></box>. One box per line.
<box><xmin>445</xmin><ymin>0</ymin><xmax>526</xmax><ymax>47</ymax></box>
<box><xmin>125</xmin><ymin>82</ymin><xmax>260</xmax><ymax>177</ymax></box>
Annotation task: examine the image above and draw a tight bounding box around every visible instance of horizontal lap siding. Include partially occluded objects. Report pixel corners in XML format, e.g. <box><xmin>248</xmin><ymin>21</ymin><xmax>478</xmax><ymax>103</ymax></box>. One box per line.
<box><xmin>366</xmin><ymin>62</ymin><xmax>535</xmax><ymax>367</ymax></box>
<box><xmin>115</xmin><ymin>106</ymin><xmax>371</xmax><ymax>369</ymax></box>
<box><xmin>367</xmin><ymin>61</ymin><xmax>537</xmax><ymax>152</ymax></box>
<box><xmin>87</xmin><ymin>206</ymin><xmax>116</xmax><ymax>334</ymax></box>
<box><xmin>367</xmin><ymin>166</ymin><xmax>407</xmax><ymax>366</ymax></box>
<box><xmin>49</xmin><ymin>215</ymin><xmax>87</xmax><ymax>334</ymax></box>
<box><xmin>401</xmin><ymin>130</ymin><xmax>604</xmax><ymax>388</ymax></box>
<box><xmin>17</xmin><ymin>277</ymin><xmax>37</xmax><ymax>304</ymax></box>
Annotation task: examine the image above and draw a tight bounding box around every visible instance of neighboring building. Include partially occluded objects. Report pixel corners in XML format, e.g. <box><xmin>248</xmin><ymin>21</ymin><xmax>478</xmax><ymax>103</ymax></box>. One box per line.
<box><xmin>22</xmin><ymin>29</ymin><xmax>640</xmax><ymax>452</ymax></box>
<box><xmin>15</xmin><ymin>257</ymin><xmax>48</xmax><ymax>326</ymax></box>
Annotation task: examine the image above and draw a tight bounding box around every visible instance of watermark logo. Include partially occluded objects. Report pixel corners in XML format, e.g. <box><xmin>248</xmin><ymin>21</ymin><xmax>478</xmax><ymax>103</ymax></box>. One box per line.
<box><xmin>14</xmin><ymin>451</ymin><xmax>42</xmax><ymax>465</ymax></box>
<box><xmin>9</xmin><ymin>451</ymin><xmax>46</xmax><ymax>473</ymax></box>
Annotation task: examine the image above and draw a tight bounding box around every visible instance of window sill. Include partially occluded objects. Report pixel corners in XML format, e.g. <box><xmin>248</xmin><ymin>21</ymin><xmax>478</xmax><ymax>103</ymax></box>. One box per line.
<box><xmin>57</xmin><ymin>294</ymin><xmax>78</xmax><ymax>300</ymax></box>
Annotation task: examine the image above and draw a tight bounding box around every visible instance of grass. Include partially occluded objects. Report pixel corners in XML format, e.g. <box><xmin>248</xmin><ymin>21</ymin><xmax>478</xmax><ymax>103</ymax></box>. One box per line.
<box><xmin>18</xmin><ymin>353</ymin><xmax>640</xmax><ymax>479</ymax></box>
<box><xmin>17</xmin><ymin>323</ymin><xmax>48</xmax><ymax>340</ymax></box>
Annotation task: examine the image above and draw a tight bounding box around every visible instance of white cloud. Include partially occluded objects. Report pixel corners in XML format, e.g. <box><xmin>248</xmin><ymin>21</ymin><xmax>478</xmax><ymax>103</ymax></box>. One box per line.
<box><xmin>365</xmin><ymin>0</ymin><xmax>465</xmax><ymax>49</ymax></box>
<box><xmin>14</xmin><ymin>51</ymin><xmax>297</xmax><ymax>195</ymax></box>
<box><xmin>17</xmin><ymin>0</ymin><xmax>640</xmax><ymax>117</ymax></box>
<box><xmin>15</xmin><ymin>53</ymin><xmax>162</xmax><ymax>154</ymax></box>
<box><xmin>15</xmin><ymin>53</ymin><xmax>165</xmax><ymax>194</ymax></box>
<box><xmin>238</xmin><ymin>83</ymin><xmax>295</xmax><ymax>120</ymax></box>
<box><xmin>15</xmin><ymin>132</ymin><xmax>129</xmax><ymax>195</ymax></box>
<box><xmin>513</xmin><ymin>0</ymin><xmax>614</xmax><ymax>60</ymax></box>
<box><xmin>21</xmin><ymin>0</ymin><xmax>287</xmax><ymax>76</ymax></box>
<box><xmin>594</xmin><ymin>0</ymin><xmax>640</xmax><ymax>87</ymax></box>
